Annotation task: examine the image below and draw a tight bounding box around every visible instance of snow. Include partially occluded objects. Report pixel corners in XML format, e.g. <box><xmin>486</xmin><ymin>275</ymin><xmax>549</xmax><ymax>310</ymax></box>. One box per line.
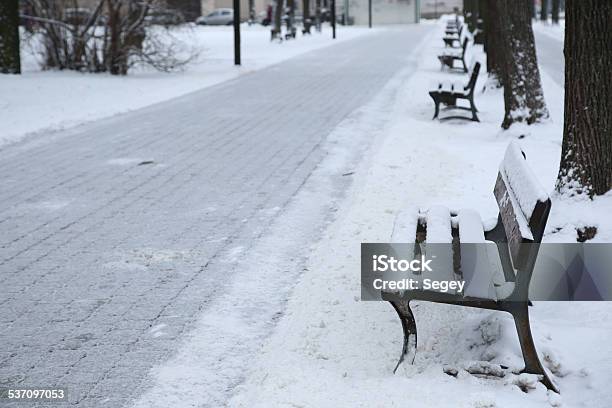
<box><xmin>219</xmin><ymin>19</ymin><xmax>612</xmax><ymax>408</ymax></box>
<box><xmin>12</xmin><ymin>16</ymin><xmax>604</xmax><ymax>408</ymax></box>
<box><xmin>425</xmin><ymin>205</ymin><xmax>453</xmax><ymax>243</ymax></box>
<box><xmin>501</xmin><ymin>141</ymin><xmax>550</xmax><ymax>220</ymax></box>
<box><xmin>532</xmin><ymin>20</ymin><xmax>565</xmax><ymax>42</ymax></box>
<box><xmin>0</xmin><ymin>24</ymin><xmax>377</xmax><ymax>148</ymax></box>
<box><xmin>391</xmin><ymin>206</ymin><xmax>419</xmax><ymax>242</ymax></box>
<box><xmin>458</xmin><ymin>209</ymin><xmax>485</xmax><ymax>242</ymax></box>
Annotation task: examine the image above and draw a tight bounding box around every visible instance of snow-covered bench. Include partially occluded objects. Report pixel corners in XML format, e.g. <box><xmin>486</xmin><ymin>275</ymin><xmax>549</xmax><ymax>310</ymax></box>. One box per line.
<box><xmin>438</xmin><ymin>37</ymin><xmax>469</xmax><ymax>72</ymax></box>
<box><xmin>443</xmin><ymin>24</ymin><xmax>463</xmax><ymax>48</ymax></box>
<box><xmin>429</xmin><ymin>61</ymin><xmax>481</xmax><ymax>122</ymax></box>
<box><xmin>383</xmin><ymin>142</ymin><xmax>558</xmax><ymax>392</ymax></box>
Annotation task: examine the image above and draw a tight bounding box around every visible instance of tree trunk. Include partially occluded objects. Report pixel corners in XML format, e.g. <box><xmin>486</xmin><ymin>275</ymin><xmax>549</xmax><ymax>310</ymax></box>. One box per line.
<box><xmin>0</xmin><ymin>0</ymin><xmax>21</xmax><ymax>74</ymax></box>
<box><xmin>556</xmin><ymin>0</ymin><xmax>612</xmax><ymax>197</ymax></box>
<box><xmin>479</xmin><ymin>0</ymin><xmax>488</xmax><ymax>52</ymax></box>
<box><xmin>107</xmin><ymin>1</ymin><xmax>123</xmax><ymax>75</ymax></box>
<box><xmin>499</xmin><ymin>0</ymin><xmax>548</xmax><ymax>129</ymax></box>
<box><xmin>315</xmin><ymin>0</ymin><xmax>322</xmax><ymax>31</ymax></box>
<box><xmin>529</xmin><ymin>0</ymin><xmax>535</xmax><ymax>18</ymax></box>
<box><xmin>303</xmin><ymin>0</ymin><xmax>311</xmax><ymax>33</ymax></box>
<box><xmin>272</xmin><ymin>0</ymin><xmax>284</xmax><ymax>38</ymax></box>
<box><xmin>464</xmin><ymin>0</ymin><xmax>478</xmax><ymax>32</ymax></box>
<box><xmin>540</xmin><ymin>0</ymin><xmax>548</xmax><ymax>21</ymax></box>
<box><xmin>486</xmin><ymin>0</ymin><xmax>504</xmax><ymax>81</ymax></box>
<box><xmin>287</xmin><ymin>0</ymin><xmax>295</xmax><ymax>33</ymax></box>
<box><xmin>551</xmin><ymin>0</ymin><xmax>560</xmax><ymax>23</ymax></box>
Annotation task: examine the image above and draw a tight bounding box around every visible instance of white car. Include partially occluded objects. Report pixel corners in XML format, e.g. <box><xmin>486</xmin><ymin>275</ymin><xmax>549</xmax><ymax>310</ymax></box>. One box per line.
<box><xmin>196</xmin><ymin>9</ymin><xmax>234</xmax><ymax>26</ymax></box>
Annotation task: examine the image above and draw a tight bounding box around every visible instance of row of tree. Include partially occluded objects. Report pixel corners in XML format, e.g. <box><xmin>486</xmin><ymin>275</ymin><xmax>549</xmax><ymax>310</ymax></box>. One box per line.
<box><xmin>467</xmin><ymin>0</ymin><xmax>610</xmax><ymax>231</ymax></box>
<box><xmin>539</xmin><ymin>0</ymin><xmax>563</xmax><ymax>24</ymax></box>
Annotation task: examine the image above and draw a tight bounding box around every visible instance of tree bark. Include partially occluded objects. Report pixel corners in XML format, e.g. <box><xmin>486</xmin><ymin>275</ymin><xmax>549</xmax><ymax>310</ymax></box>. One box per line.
<box><xmin>0</xmin><ymin>0</ymin><xmax>21</xmax><ymax>74</ymax></box>
<box><xmin>556</xmin><ymin>0</ymin><xmax>612</xmax><ymax>197</ymax></box>
<box><xmin>272</xmin><ymin>0</ymin><xmax>284</xmax><ymax>38</ymax></box>
<box><xmin>479</xmin><ymin>0</ymin><xmax>488</xmax><ymax>52</ymax></box>
<box><xmin>303</xmin><ymin>0</ymin><xmax>311</xmax><ymax>33</ymax></box>
<box><xmin>540</xmin><ymin>0</ymin><xmax>548</xmax><ymax>21</ymax></box>
<box><xmin>551</xmin><ymin>0</ymin><xmax>560</xmax><ymax>23</ymax></box>
<box><xmin>464</xmin><ymin>0</ymin><xmax>478</xmax><ymax>33</ymax></box>
<box><xmin>499</xmin><ymin>0</ymin><xmax>548</xmax><ymax>129</ymax></box>
<box><xmin>486</xmin><ymin>0</ymin><xmax>504</xmax><ymax>81</ymax></box>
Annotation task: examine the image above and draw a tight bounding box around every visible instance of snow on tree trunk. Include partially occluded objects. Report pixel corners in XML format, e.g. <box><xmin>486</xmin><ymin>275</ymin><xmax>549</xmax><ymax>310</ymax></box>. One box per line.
<box><xmin>499</xmin><ymin>0</ymin><xmax>549</xmax><ymax>129</ymax></box>
<box><xmin>0</xmin><ymin>0</ymin><xmax>21</xmax><ymax>74</ymax></box>
<box><xmin>556</xmin><ymin>0</ymin><xmax>612</xmax><ymax>197</ymax></box>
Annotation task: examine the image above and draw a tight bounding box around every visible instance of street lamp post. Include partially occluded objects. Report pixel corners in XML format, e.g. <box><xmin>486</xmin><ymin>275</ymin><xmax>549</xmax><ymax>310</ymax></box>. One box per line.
<box><xmin>331</xmin><ymin>0</ymin><xmax>336</xmax><ymax>39</ymax></box>
<box><xmin>368</xmin><ymin>0</ymin><xmax>372</xmax><ymax>28</ymax></box>
<box><xmin>233</xmin><ymin>0</ymin><xmax>241</xmax><ymax>65</ymax></box>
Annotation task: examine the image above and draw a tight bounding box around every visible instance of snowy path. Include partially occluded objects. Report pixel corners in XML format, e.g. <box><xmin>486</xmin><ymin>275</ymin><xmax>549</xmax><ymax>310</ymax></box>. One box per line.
<box><xmin>534</xmin><ymin>29</ymin><xmax>564</xmax><ymax>87</ymax></box>
<box><xmin>0</xmin><ymin>26</ymin><xmax>432</xmax><ymax>407</ymax></box>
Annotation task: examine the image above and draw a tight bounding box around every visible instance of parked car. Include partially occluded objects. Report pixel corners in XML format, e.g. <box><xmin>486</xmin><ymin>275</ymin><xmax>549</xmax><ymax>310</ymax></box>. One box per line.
<box><xmin>196</xmin><ymin>9</ymin><xmax>234</xmax><ymax>26</ymax></box>
<box><xmin>144</xmin><ymin>9</ymin><xmax>185</xmax><ymax>26</ymax></box>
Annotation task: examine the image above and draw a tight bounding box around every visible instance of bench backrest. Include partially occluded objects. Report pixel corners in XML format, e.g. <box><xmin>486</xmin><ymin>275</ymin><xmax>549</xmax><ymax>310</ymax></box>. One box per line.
<box><xmin>464</xmin><ymin>62</ymin><xmax>481</xmax><ymax>93</ymax></box>
<box><xmin>460</xmin><ymin>37</ymin><xmax>469</xmax><ymax>56</ymax></box>
<box><xmin>493</xmin><ymin>142</ymin><xmax>551</xmax><ymax>274</ymax></box>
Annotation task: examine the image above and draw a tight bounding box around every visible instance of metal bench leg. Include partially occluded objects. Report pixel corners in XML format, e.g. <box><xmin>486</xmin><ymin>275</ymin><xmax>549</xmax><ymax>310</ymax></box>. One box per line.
<box><xmin>461</xmin><ymin>58</ymin><xmax>468</xmax><ymax>73</ymax></box>
<box><xmin>469</xmin><ymin>97</ymin><xmax>479</xmax><ymax>122</ymax></box>
<box><xmin>389</xmin><ymin>300</ymin><xmax>417</xmax><ymax>373</ymax></box>
<box><xmin>430</xmin><ymin>95</ymin><xmax>441</xmax><ymax>119</ymax></box>
<box><xmin>511</xmin><ymin>304</ymin><xmax>559</xmax><ymax>392</ymax></box>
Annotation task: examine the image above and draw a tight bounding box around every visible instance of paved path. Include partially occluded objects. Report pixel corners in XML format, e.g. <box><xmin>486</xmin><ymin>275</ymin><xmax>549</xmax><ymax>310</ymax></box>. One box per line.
<box><xmin>0</xmin><ymin>26</ymin><xmax>431</xmax><ymax>407</ymax></box>
<box><xmin>534</xmin><ymin>29</ymin><xmax>564</xmax><ymax>87</ymax></box>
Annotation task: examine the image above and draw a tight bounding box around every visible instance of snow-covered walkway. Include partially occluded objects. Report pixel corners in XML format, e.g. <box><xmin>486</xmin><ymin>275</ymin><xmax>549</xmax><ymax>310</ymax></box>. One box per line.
<box><xmin>0</xmin><ymin>25</ymin><xmax>432</xmax><ymax>407</ymax></box>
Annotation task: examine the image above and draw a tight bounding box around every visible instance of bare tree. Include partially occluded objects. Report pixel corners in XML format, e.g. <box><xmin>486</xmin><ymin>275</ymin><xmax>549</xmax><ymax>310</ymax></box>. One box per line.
<box><xmin>0</xmin><ymin>0</ymin><xmax>21</xmax><ymax>74</ymax></box>
<box><xmin>485</xmin><ymin>0</ymin><xmax>504</xmax><ymax>82</ymax></box>
<box><xmin>22</xmin><ymin>0</ymin><xmax>193</xmax><ymax>75</ymax></box>
<box><xmin>551</xmin><ymin>0</ymin><xmax>560</xmax><ymax>24</ymax></box>
<box><xmin>272</xmin><ymin>0</ymin><xmax>284</xmax><ymax>40</ymax></box>
<box><xmin>540</xmin><ymin>0</ymin><xmax>548</xmax><ymax>21</ymax></box>
<box><xmin>498</xmin><ymin>0</ymin><xmax>548</xmax><ymax>129</ymax></box>
<box><xmin>556</xmin><ymin>0</ymin><xmax>612</xmax><ymax>198</ymax></box>
<box><xmin>315</xmin><ymin>0</ymin><xmax>321</xmax><ymax>32</ymax></box>
<box><xmin>303</xmin><ymin>0</ymin><xmax>311</xmax><ymax>33</ymax></box>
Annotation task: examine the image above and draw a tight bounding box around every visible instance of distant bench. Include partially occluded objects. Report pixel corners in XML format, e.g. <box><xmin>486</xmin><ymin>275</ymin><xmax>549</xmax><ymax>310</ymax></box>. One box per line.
<box><xmin>382</xmin><ymin>142</ymin><xmax>558</xmax><ymax>392</ymax></box>
<box><xmin>429</xmin><ymin>61</ymin><xmax>481</xmax><ymax>122</ymax></box>
<box><xmin>443</xmin><ymin>24</ymin><xmax>463</xmax><ymax>48</ymax></box>
<box><xmin>438</xmin><ymin>37</ymin><xmax>469</xmax><ymax>72</ymax></box>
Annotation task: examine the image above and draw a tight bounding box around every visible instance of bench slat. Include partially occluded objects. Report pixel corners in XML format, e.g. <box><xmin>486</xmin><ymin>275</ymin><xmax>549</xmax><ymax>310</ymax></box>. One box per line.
<box><xmin>391</xmin><ymin>207</ymin><xmax>419</xmax><ymax>243</ymax></box>
<box><xmin>457</xmin><ymin>210</ymin><xmax>495</xmax><ymax>299</ymax></box>
<box><xmin>424</xmin><ymin>206</ymin><xmax>456</xmax><ymax>295</ymax></box>
<box><xmin>458</xmin><ymin>209</ymin><xmax>485</xmax><ymax>242</ymax></box>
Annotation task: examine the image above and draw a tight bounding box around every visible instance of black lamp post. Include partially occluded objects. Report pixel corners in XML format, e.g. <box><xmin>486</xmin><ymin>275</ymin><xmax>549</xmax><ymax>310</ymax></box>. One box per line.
<box><xmin>331</xmin><ymin>0</ymin><xmax>336</xmax><ymax>39</ymax></box>
<box><xmin>233</xmin><ymin>0</ymin><xmax>241</xmax><ymax>65</ymax></box>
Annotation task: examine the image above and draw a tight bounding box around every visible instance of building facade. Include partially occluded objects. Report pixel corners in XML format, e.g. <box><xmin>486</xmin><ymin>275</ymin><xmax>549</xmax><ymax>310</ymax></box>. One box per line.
<box><xmin>346</xmin><ymin>0</ymin><xmax>420</xmax><ymax>25</ymax></box>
